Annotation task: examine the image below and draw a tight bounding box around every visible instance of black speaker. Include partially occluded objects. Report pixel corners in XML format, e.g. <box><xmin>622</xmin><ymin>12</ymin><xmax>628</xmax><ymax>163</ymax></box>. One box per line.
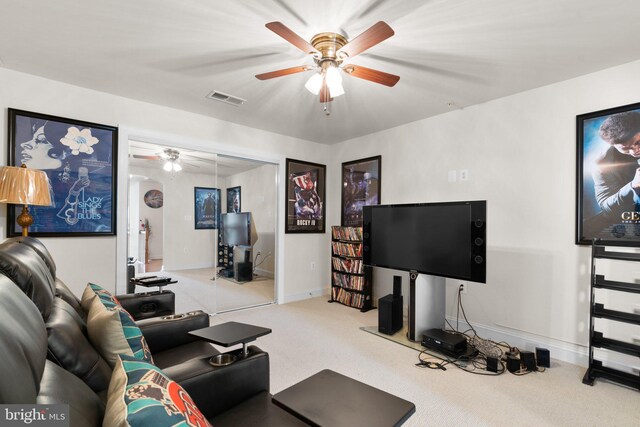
<box><xmin>378</xmin><ymin>294</ymin><xmax>402</xmax><ymax>335</ymax></box>
<box><xmin>235</xmin><ymin>262</ymin><xmax>253</xmax><ymax>282</ymax></box>
<box><xmin>393</xmin><ymin>276</ymin><xmax>402</xmax><ymax>297</ymax></box>
<box><xmin>520</xmin><ymin>351</ymin><xmax>536</xmax><ymax>371</ymax></box>
<box><xmin>126</xmin><ymin>264</ymin><xmax>136</xmax><ymax>293</ymax></box>
<box><xmin>507</xmin><ymin>355</ymin><xmax>521</xmax><ymax>373</ymax></box>
<box><xmin>535</xmin><ymin>347</ymin><xmax>550</xmax><ymax>368</ymax></box>
<box><xmin>486</xmin><ymin>356</ymin><xmax>499</xmax><ymax>373</ymax></box>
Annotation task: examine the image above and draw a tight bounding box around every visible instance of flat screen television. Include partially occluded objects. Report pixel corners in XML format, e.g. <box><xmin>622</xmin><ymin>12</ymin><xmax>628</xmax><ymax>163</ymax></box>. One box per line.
<box><xmin>221</xmin><ymin>212</ymin><xmax>251</xmax><ymax>247</ymax></box>
<box><xmin>363</xmin><ymin>201</ymin><xmax>486</xmax><ymax>283</ymax></box>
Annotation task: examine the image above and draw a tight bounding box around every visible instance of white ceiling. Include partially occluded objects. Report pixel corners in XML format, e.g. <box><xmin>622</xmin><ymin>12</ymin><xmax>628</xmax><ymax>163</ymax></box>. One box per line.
<box><xmin>1</xmin><ymin>0</ymin><xmax>640</xmax><ymax>144</ymax></box>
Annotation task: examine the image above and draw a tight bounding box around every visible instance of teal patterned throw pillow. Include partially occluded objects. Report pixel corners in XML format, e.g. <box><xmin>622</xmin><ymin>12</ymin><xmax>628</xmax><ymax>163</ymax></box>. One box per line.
<box><xmin>104</xmin><ymin>354</ymin><xmax>212</xmax><ymax>427</ymax></box>
<box><xmin>86</xmin><ymin>290</ymin><xmax>153</xmax><ymax>367</ymax></box>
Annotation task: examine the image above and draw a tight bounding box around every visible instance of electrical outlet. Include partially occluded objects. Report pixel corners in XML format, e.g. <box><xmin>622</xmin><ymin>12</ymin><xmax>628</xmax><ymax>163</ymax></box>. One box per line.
<box><xmin>257</xmin><ymin>250</ymin><xmax>261</xmax><ymax>257</ymax></box>
<box><xmin>459</xmin><ymin>283</ymin><xmax>467</xmax><ymax>294</ymax></box>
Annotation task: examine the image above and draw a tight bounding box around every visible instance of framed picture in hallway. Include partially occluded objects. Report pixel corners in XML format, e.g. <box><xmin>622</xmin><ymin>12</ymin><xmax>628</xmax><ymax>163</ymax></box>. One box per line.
<box><xmin>341</xmin><ymin>155</ymin><xmax>381</xmax><ymax>227</ymax></box>
<box><xmin>227</xmin><ymin>186</ymin><xmax>241</xmax><ymax>213</ymax></box>
<box><xmin>194</xmin><ymin>187</ymin><xmax>220</xmax><ymax>229</ymax></box>
<box><xmin>6</xmin><ymin>108</ymin><xmax>118</xmax><ymax>237</ymax></box>
<box><xmin>576</xmin><ymin>101</ymin><xmax>640</xmax><ymax>246</ymax></box>
<box><xmin>285</xmin><ymin>158</ymin><xmax>326</xmax><ymax>233</ymax></box>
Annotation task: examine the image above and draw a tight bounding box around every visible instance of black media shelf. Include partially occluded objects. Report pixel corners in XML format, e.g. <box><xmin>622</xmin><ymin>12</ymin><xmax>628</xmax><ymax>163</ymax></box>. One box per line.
<box><xmin>582</xmin><ymin>240</ymin><xmax>640</xmax><ymax>390</ymax></box>
<box><xmin>329</xmin><ymin>226</ymin><xmax>373</xmax><ymax>312</ymax></box>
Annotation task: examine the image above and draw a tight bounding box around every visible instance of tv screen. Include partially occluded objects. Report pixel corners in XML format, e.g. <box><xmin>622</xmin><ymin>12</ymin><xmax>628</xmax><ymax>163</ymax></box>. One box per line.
<box><xmin>363</xmin><ymin>201</ymin><xmax>486</xmax><ymax>283</ymax></box>
<box><xmin>221</xmin><ymin>212</ymin><xmax>251</xmax><ymax>247</ymax></box>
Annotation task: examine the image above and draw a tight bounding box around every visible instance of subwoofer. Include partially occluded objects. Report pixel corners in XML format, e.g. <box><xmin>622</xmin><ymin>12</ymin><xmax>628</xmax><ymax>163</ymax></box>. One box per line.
<box><xmin>378</xmin><ymin>294</ymin><xmax>402</xmax><ymax>335</ymax></box>
<box><xmin>235</xmin><ymin>262</ymin><xmax>253</xmax><ymax>282</ymax></box>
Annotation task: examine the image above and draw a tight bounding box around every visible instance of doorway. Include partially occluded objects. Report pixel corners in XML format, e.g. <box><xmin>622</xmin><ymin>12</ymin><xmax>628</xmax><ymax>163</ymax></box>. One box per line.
<box><xmin>127</xmin><ymin>140</ymin><xmax>277</xmax><ymax>314</ymax></box>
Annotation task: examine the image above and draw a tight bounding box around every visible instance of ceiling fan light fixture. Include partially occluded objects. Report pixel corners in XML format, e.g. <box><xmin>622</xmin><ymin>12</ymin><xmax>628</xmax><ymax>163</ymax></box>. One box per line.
<box><xmin>173</xmin><ymin>162</ymin><xmax>182</xmax><ymax>172</ymax></box>
<box><xmin>305</xmin><ymin>73</ymin><xmax>323</xmax><ymax>95</ymax></box>
<box><xmin>163</xmin><ymin>161</ymin><xmax>173</xmax><ymax>172</ymax></box>
<box><xmin>325</xmin><ymin>65</ymin><xmax>344</xmax><ymax>97</ymax></box>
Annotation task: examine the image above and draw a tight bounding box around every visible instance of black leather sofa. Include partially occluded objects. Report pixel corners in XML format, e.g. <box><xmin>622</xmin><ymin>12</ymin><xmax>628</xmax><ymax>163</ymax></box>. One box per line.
<box><xmin>0</xmin><ymin>237</ymin><xmax>306</xmax><ymax>426</ymax></box>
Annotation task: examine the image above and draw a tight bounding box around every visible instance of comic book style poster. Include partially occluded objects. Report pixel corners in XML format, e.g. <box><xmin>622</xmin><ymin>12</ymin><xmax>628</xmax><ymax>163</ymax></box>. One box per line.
<box><xmin>285</xmin><ymin>158</ymin><xmax>325</xmax><ymax>233</ymax></box>
<box><xmin>226</xmin><ymin>186</ymin><xmax>241</xmax><ymax>213</ymax></box>
<box><xmin>341</xmin><ymin>156</ymin><xmax>381</xmax><ymax>227</ymax></box>
<box><xmin>7</xmin><ymin>109</ymin><xmax>117</xmax><ymax>236</ymax></box>
<box><xmin>194</xmin><ymin>187</ymin><xmax>220</xmax><ymax>229</ymax></box>
<box><xmin>577</xmin><ymin>102</ymin><xmax>640</xmax><ymax>246</ymax></box>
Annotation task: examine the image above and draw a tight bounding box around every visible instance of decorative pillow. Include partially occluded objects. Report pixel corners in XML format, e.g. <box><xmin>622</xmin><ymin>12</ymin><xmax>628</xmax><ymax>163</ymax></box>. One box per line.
<box><xmin>81</xmin><ymin>282</ymin><xmax>119</xmax><ymax>312</ymax></box>
<box><xmin>104</xmin><ymin>354</ymin><xmax>212</xmax><ymax>427</ymax></box>
<box><xmin>86</xmin><ymin>293</ymin><xmax>153</xmax><ymax>367</ymax></box>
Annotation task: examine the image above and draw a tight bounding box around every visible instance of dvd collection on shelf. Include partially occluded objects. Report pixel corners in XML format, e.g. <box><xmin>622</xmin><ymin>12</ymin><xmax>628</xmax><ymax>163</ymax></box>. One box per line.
<box><xmin>332</xmin><ymin>287</ymin><xmax>367</xmax><ymax>309</ymax></box>
<box><xmin>331</xmin><ymin>257</ymin><xmax>364</xmax><ymax>274</ymax></box>
<box><xmin>332</xmin><ymin>272</ymin><xmax>365</xmax><ymax>291</ymax></box>
<box><xmin>329</xmin><ymin>226</ymin><xmax>372</xmax><ymax>312</ymax></box>
<box><xmin>331</xmin><ymin>241</ymin><xmax>363</xmax><ymax>258</ymax></box>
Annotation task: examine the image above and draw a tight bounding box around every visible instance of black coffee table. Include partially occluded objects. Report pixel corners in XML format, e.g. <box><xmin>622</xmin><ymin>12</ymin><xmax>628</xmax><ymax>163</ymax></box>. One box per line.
<box><xmin>189</xmin><ymin>321</ymin><xmax>272</xmax><ymax>357</ymax></box>
<box><xmin>272</xmin><ymin>369</ymin><xmax>415</xmax><ymax>427</ymax></box>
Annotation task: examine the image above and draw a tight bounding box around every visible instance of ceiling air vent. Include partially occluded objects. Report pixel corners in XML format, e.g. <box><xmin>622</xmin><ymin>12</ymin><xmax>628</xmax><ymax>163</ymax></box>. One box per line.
<box><xmin>206</xmin><ymin>90</ymin><xmax>246</xmax><ymax>107</ymax></box>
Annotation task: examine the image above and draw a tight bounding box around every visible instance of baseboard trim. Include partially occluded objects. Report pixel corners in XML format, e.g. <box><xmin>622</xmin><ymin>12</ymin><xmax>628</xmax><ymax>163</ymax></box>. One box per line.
<box><xmin>254</xmin><ymin>267</ymin><xmax>274</xmax><ymax>279</ymax></box>
<box><xmin>446</xmin><ymin>316</ymin><xmax>589</xmax><ymax>367</ymax></box>
<box><xmin>283</xmin><ymin>287</ymin><xmax>328</xmax><ymax>304</ymax></box>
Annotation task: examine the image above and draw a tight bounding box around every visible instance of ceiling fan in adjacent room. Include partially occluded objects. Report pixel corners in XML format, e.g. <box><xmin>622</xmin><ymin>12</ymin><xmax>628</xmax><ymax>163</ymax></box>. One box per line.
<box><xmin>255</xmin><ymin>21</ymin><xmax>400</xmax><ymax>111</ymax></box>
<box><xmin>131</xmin><ymin>148</ymin><xmax>207</xmax><ymax>173</ymax></box>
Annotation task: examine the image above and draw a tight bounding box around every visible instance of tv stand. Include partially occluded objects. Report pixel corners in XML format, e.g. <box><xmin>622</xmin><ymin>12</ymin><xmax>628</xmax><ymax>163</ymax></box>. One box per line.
<box><xmin>407</xmin><ymin>271</ymin><xmax>445</xmax><ymax>341</ymax></box>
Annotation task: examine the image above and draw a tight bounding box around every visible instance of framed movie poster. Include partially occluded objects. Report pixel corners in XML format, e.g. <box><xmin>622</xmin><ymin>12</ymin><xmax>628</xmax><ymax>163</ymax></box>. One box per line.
<box><xmin>194</xmin><ymin>187</ymin><xmax>220</xmax><ymax>229</ymax></box>
<box><xmin>577</xmin><ymin>101</ymin><xmax>640</xmax><ymax>246</ymax></box>
<box><xmin>227</xmin><ymin>186</ymin><xmax>241</xmax><ymax>213</ymax></box>
<box><xmin>341</xmin><ymin>155</ymin><xmax>381</xmax><ymax>226</ymax></box>
<box><xmin>7</xmin><ymin>108</ymin><xmax>118</xmax><ymax>237</ymax></box>
<box><xmin>285</xmin><ymin>158</ymin><xmax>326</xmax><ymax>233</ymax></box>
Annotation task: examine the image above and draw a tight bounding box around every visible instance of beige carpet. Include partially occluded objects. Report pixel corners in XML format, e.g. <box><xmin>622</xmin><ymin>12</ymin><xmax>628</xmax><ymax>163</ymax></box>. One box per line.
<box><xmin>206</xmin><ymin>297</ymin><xmax>639</xmax><ymax>427</ymax></box>
<box><xmin>138</xmin><ymin>267</ymin><xmax>274</xmax><ymax>313</ymax></box>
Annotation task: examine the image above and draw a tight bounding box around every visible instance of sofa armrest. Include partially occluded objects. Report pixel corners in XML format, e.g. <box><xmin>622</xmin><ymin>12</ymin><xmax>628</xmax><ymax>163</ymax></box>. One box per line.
<box><xmin>163</xmin><ymin>346</ymin><xmax>270</xmax><ymax>419</ymax></box>
<box><xmin>137</xmin><ymin>310</ymin><xmax>210</xmax><ymax>353</ymax></box>
<box><xmin>116</xmin><ymin>291</ymin><xmax>175</xmax><ymax>320</ymax></box>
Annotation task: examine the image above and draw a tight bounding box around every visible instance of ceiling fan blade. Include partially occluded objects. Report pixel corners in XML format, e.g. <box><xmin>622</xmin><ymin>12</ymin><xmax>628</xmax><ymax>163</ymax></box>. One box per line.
<box><xmin>255</xmin><ymin>65</ymin><xmax>310</xmax><ymax>80</ymax></box>
<box><xmin>344</xmin><ymin>64</ymin><xmax>400</xmax><ymax>87</ymax></box>
<box><xmin>265</xmin><ymin>22</ymin><xmax>319</xmax><ymax>55</ymax></box>
<box><xmin>132</xmin><ymin>154</ymin><xmax>161</xmax><ymax>160</ymax></box>
<box><xmin>319</xmin><ymin>80</ymin><xmax>333</xmax><ymax>103</ymax></box>
<box><xmin>337</xmin><ymin>21</ymin><xmax>394</xmax><ymax>59</ymax></box>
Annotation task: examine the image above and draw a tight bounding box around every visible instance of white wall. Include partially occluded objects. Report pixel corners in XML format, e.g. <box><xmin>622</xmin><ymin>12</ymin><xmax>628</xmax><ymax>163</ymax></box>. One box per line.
<box><xmin>329</xmin><ymin>59</ymin><xmax>640</xmax><ymax>364</ymax></box>
<box><xmin>0</xmin><ymin>67</ymin><xmax>331</xmax><ymax>302</ymax></box>
<box><xmin>225</xmin><ymin>164</ymin><xmax>277</xmax><ymax>277</ymax></box>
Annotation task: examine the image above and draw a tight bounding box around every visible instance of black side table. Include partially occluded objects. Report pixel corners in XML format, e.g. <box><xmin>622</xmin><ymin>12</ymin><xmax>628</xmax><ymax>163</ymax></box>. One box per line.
<box><xmin>273</xmin><ymin>369</ymin><xmax>415</xmax><ymax>427</ymax></box>
<box><xmin>189</xmin><ymin>321</ymin><xmax>272</xmax><ymax>357</ymax></box>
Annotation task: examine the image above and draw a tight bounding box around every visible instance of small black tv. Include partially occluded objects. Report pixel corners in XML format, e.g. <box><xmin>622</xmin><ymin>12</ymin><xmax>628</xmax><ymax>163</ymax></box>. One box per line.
<box><xmin>363</xmin><ymin>201</ymin><xmax>486</xmax><ymax>283</ymax></box>
<box><xmin>221</xmin><ymin>212</ymin><xmax>251</xmax><ymax>247</ymax></box>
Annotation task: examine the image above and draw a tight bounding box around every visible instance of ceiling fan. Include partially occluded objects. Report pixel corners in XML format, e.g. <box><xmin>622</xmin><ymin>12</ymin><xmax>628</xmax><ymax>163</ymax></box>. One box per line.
<box><xmin>255</xmin><ymin>21</ymin><xmax>400</xmax><ymax>104</ymax></box>
<box><xmin>131</xmin><ymin>148</ymin><xmax>209</xmax><ymax>172</ymax></box>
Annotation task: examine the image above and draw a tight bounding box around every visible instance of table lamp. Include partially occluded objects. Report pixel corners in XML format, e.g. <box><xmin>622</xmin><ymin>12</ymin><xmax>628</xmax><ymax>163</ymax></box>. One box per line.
<box><xmin>0</xmin><ymin>164</ymin><xmax>52</xmax><ymax>236</ymax></box>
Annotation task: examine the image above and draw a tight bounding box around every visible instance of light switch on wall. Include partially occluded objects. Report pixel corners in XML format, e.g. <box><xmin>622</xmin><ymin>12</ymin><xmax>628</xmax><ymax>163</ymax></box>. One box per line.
<box><xmin>448</xmin><ymin>170</ymin><xmax>457</xmax><ymax>182</ymax></box>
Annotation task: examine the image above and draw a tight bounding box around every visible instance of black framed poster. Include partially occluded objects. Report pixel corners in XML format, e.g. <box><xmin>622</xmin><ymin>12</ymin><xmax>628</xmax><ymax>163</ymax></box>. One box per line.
<box><xmin>226</xmin><ymin>186</ymin><xmax>241</xmax><ymax>213</ymax></box>
<box><xmin>577</xmin><ymin>101</ymin><xmax>640</xmax><ymax>246</ymax></box>
<box><xmin>7</xmin><ymin>108</ymin><xmax>118</xmax><ymax>237</ymax></box>
<box><xmin>285</xmin><ymin>158</ymin><xmax>325</xmax><ymax>233</ymax></box>
<box><xmin>194</xmin><ymin>187</ymin><xmax>220</xmax><ymax>229</ymax></box>
<box><xmin>341</xmin><ymin>155</ymin><xmax>381</xmax><ymax>227</ymax></box>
